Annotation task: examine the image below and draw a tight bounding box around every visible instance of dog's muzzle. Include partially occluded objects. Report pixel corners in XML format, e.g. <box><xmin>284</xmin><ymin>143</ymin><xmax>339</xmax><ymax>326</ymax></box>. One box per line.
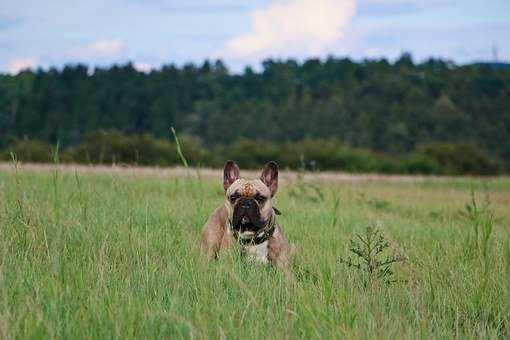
<box><xmin>231</xmin><ymin>197</ymin><xmax>263</xmax><ymax>232</ymax></box>
<box><xmin>229</xmin><ymin>207</ymin><xmax>276</xmax><ymax>246</ymax></box>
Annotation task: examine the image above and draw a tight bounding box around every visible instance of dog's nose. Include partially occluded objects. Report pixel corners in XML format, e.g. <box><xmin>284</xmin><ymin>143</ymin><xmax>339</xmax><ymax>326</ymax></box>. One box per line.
<box><xmin>239</xmin><ymin>198</ymin><xmax>253</xmax><ymax>210</ymax></box>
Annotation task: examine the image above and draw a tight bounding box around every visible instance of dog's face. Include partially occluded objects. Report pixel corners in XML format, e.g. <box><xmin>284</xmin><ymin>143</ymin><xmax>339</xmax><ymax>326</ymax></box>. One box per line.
<box><xmin>223</xmin><ymin>161</ymin><xmax>278</xmax><ymax>236</ymax></box>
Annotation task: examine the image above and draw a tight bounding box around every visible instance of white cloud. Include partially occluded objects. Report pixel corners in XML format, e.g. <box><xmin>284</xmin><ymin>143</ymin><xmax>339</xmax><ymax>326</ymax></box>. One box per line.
<box><xmin>133</xmin><ymin>61</ymin><xmax>152</xmax><ymax>73</ymax></box>
<box><xmin>363</xmin><ymin>47</ymin><xmax>401</xmax><ymax>59</ymax></box>
<box><xmin>360</xmin><ymin>0</ymin><xmax>443</xmax><ymax>3</ymax></box>
<box><xmin>223</xmin><ymin>0</ymin><xmax>356</xmax><ymax>59</ymax></box>
<box><xmin>88</xmin><ymin>39</ymin><xmax>123</xmax><ymax>56</ymax></box>
<box><xmin>7</xmin><ymin>58</ymin><xmax>37</xmax><ymax>74</ymax></box>
<box><xmin>74</xmin><ymin>39</ymin><xmax>124</xmax><ymax>59</ymax></box>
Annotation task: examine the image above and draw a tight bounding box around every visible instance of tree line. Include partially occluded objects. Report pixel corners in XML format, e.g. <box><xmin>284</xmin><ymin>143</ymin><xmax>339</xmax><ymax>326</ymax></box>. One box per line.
<box><xmin>1</xmin><ymin>54</ymin><xmax>509</xmax><ymax>174</ymax></box>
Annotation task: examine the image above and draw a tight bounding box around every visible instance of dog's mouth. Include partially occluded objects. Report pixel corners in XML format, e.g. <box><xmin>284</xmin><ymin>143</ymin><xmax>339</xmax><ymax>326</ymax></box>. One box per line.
<box><xmin>232</xmin><ymin>214</ymin><xmax>263</xmax><ymax>233</ymax></box>
<box><xmin>240</xmin><ymin>216</ymin><xmax>256</xmax><ymax>229</ymax></box>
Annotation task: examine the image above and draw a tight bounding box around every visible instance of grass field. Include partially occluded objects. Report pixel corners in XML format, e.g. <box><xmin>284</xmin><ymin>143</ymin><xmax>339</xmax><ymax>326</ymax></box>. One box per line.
<box><xmin>1</xmin><ymin>163</ymin><xmax>510</xmax><ymax>339</ymax></box>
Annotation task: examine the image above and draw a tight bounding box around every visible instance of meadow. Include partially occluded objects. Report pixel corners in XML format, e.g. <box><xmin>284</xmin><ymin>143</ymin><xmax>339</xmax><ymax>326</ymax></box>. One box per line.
<box><xmin>0</xmin><ymin>163</ymin><xmax>509</xmax><ymax>339</ymax></box>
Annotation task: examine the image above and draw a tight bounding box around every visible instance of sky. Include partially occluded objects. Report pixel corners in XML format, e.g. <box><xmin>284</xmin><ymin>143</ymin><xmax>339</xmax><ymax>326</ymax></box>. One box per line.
<box><xmin>1</xmin><ymin>0</ymin><xmax>509</xmax><ymax>74</ymax></box>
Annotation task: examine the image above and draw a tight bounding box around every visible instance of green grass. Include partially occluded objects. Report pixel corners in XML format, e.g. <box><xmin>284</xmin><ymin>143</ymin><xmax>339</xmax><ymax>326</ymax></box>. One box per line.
<box><xmin>1</xmin><ymin>168</ymin><xmax>509</xmax><ymax>339</ymax></box>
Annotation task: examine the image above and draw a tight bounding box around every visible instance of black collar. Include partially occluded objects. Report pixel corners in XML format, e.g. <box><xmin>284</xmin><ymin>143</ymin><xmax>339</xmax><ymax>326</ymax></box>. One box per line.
<box><xmin>234</xmin><ymin>224</ymin><xmax>275</xmax><ymax>246</ymax></box>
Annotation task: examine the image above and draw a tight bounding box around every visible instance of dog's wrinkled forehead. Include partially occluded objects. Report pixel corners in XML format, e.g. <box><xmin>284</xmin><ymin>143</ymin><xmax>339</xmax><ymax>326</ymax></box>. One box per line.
<box><xmin>226</xmin><ymin>178</ymin><xmax>271</xmax><ymax>197</ymax></box>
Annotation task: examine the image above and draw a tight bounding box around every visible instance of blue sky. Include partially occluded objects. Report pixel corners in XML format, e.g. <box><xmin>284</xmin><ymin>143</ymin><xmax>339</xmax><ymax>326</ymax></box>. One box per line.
<box><xmin>1</xmin><ymin>0</ymin><xmax>509</xmax><ymax>74</ymax></box>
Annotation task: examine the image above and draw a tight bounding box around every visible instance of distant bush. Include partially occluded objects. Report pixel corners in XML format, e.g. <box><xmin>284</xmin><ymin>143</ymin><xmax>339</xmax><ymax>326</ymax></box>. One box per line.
<box><xmin>62</xmin><ymin>130</ymin><xmax>213</xmax><ymax>166</ymax></box>
<box><xmin>216</xmin><ymin>139</ymin><xmax>281</xmax><ymax>169</ymax></box>
<box><xmin>62</xmin><ymin>130</ymin><xmax>176</xmax><ymax>165</ymax></box>
<box><xmin>281</xmin><ymin>139</ymin><xmax>347</xmax><ymax>170</ymax></box>
<box><xmin>416</xmin><ymin>142</ymin><xmax>503</xmax><ymax>175</ymax></box>
<box><xmin>334</xmin><ymin>148</ymin><xmax>381</xmax><ymax>173</ymax></box>
<box><xmin>0</xmin><ymin>139</ymin><xmax>54</xmax><ymax>163</ymax></box>
<box><xmin>218</xmin><ymin>139</ymin><xmax>407</xmax><ymax>173</ymax></box>
<box><xmin>216</xmin><ymin>139</ymin><xmax>383</xmax><ymax>172</ymax></box>
<box><xmin>402</xmin><ymin>153</ymin><xmax>441</xmax><ymax>175</ymax></box>
<box><xmin>177</xmin><ymin>134</ymin><xmax>215</xmax><ymax>167</ymax></box>
<box><xmin>282</xmin><ymin>140</ymin><xmax>407</xmax><ymax>173</ymax></box>
<box><xmin>0</xmin><ymin>133</ymin><xmax>504</xmax><ymax>175</ymax></box>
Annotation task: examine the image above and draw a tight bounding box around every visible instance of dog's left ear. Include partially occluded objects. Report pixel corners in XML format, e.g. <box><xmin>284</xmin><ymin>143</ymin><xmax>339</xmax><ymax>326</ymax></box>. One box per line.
<box><xmin>260</xmin><ymin>161</ymin><xmax>278</xmax><ymax>197</ymax></box>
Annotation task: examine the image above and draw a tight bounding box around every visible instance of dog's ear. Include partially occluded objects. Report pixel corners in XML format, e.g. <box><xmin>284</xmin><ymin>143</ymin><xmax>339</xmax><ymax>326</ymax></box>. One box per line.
<box><xmin>223</xmin><ymin>160</ymin><xmax>240</xmax><ymax>191</ymax></box>
<box><xmin>260</xmin><ymin>161</ymin><xmax>278</xmax><ymax>197</ymax></box>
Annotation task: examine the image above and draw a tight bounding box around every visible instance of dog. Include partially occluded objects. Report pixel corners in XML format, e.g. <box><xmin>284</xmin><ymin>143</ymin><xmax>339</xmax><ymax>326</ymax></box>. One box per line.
<box><xmin>200</xmin><ymin>160</ymin><xmax>293</xmax><ymax>276</ymax></box>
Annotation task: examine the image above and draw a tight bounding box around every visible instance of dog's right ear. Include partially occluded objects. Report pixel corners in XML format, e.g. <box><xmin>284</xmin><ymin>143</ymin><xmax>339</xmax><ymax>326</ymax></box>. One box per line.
<box><xmin>223</xmin><ymin>160</ymin><xmax>240</xmax><ymax>191</ymax></box>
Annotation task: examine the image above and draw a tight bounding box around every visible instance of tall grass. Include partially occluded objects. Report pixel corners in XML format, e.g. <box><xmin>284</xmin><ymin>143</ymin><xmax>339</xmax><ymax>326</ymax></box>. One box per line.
<box><xmin>0</xmin><ymin>168</ymin><xmax>509</xmax><ymax>339</ymax></box>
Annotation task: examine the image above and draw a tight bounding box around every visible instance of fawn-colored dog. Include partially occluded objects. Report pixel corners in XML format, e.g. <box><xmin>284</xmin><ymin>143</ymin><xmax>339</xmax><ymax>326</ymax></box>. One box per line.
<box><xmin>200</xmin><ymin>161</ymin><xmax>293</xmax><ymax>276</ymax></box>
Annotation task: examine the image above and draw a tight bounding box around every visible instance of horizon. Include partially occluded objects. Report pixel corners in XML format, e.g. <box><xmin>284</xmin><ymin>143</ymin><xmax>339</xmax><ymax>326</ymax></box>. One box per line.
<box><xmin>2</xmin><ymin>52</ymin><xmax>507</xmax><ymax>77</ymax></box>
<box><xmin>2</xmin><ymin>0</ymin><xmax>509</xmax><ymax>75</ymax></box>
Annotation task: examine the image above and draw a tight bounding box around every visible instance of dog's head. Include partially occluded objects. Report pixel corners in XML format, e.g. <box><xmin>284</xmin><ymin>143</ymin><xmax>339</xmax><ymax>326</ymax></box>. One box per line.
<box><xmin>223</xmin><ymin>160</ymin><xmax>278</xmax><ymax>236</ymax></box>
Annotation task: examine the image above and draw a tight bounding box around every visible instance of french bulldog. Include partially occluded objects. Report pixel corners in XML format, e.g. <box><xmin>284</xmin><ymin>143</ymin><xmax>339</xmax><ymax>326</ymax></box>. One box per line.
<box><xmin>200</xmin><ymin>161</ymin><xmax>293</xmax><ymax>276</ymax></box>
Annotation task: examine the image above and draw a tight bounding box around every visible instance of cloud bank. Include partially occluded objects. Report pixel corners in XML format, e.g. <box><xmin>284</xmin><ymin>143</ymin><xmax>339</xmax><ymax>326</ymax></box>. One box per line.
<box><xmin>7</xmin><ymin>58</ymin><xmax>37</xmax><ymax>74</ymax></box>
<box><xmin>88</xmin><ymin>39</ymin><xmax>123</xmax><ymax>57</ymax></box>
<box><xmin>133</xmin><ymin>61</ymin><xmax>153</xmax><ymax>73</ymax></box>
<box><xmin>73</xmin><ymin>39</ymin><xmax>124</xmax><ymax>60</ymax></box>
<box><xmin>224</xmin><ymin>0</ymin><xmax>356</xmax><ymax>59</ymax></box>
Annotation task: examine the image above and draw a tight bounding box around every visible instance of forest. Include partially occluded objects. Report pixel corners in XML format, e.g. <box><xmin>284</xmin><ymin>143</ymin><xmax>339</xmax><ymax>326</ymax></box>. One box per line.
<box><xmin>1</xmin><ymin>54</ymin><xmax>509</xmax><ymax>174</ymax></box>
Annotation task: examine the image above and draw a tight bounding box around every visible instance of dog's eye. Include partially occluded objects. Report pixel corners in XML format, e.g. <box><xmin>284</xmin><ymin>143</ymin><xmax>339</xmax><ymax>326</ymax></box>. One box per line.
<box><xmin>229</xmin><ymin>194</ymin><xmax>238</xmax><ymax>203</ymax></box>
<box><xmin>255</xmin><ymin>195</ymin><xmax>266</xmax><ymax>203</ymax></box>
